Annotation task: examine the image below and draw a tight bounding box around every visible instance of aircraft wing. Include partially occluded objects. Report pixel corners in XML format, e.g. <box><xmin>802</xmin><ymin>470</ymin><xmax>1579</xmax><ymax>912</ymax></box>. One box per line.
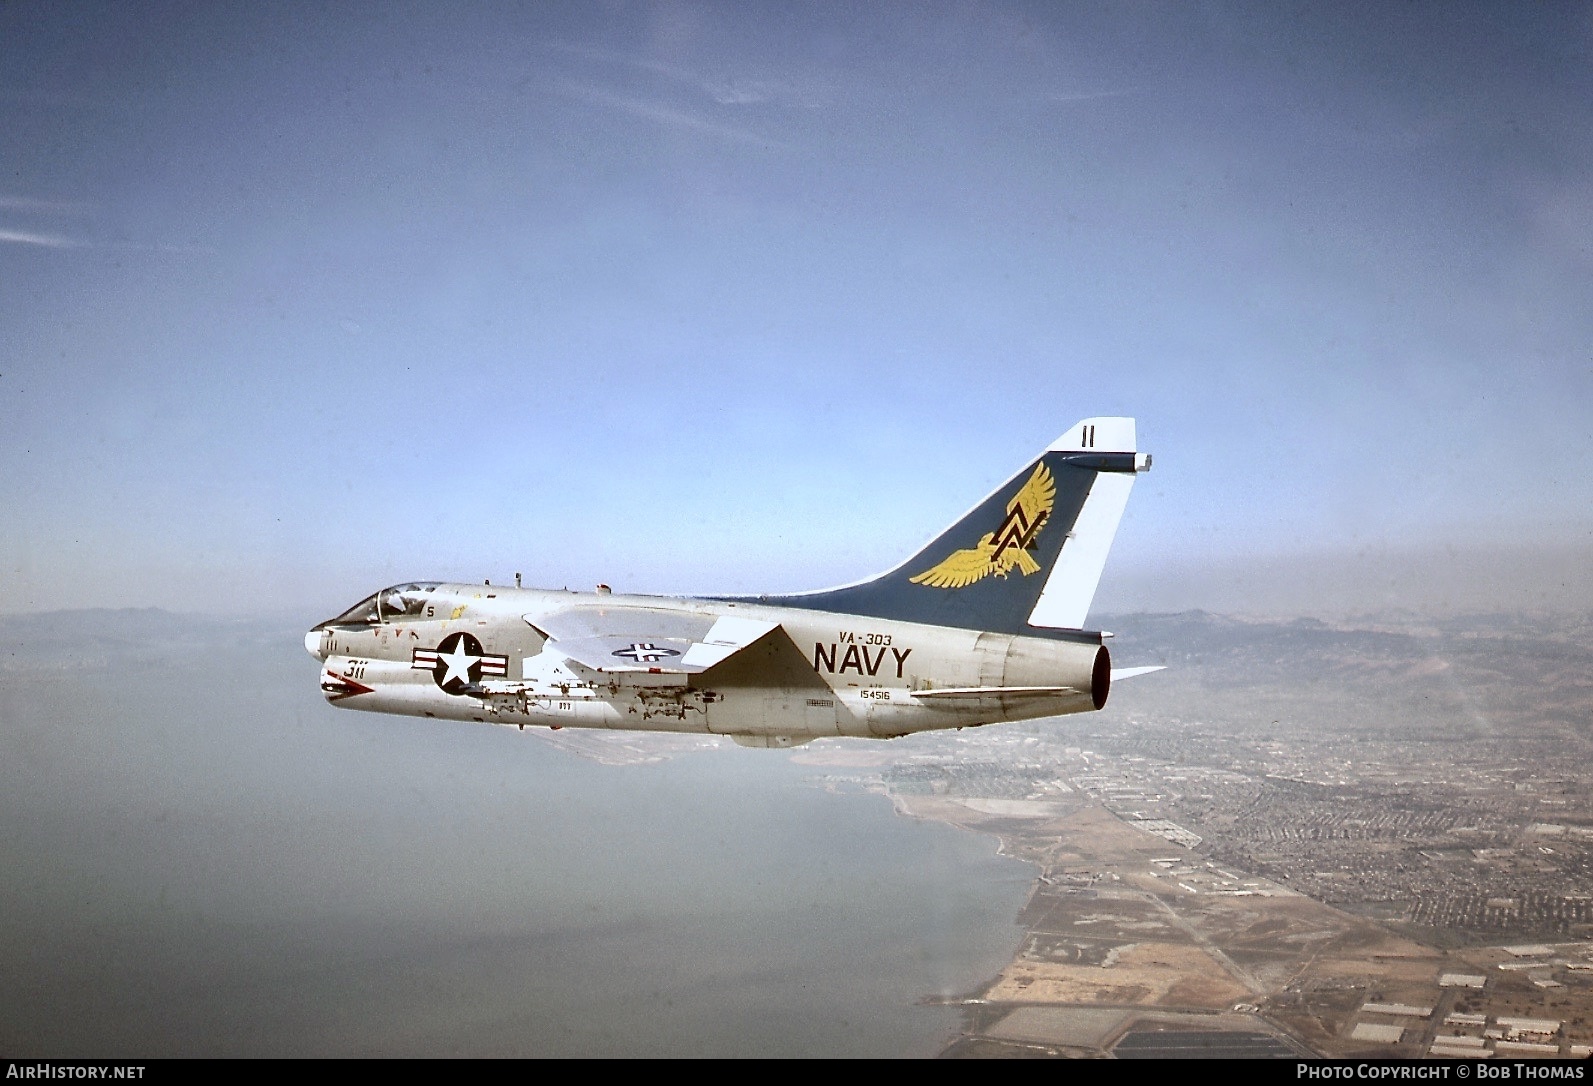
<box><xmin>526</xmin><ymin>608</ymin><xmax>779</xmax><ymax>676</ymax></box>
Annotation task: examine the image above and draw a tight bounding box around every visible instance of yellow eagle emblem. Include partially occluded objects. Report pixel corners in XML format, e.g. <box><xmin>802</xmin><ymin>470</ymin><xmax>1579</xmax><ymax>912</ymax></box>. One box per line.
<box><xmin>909</xmin><ymin>463</ymin><xmax>1056</xmax><ymax>589</ymax></box>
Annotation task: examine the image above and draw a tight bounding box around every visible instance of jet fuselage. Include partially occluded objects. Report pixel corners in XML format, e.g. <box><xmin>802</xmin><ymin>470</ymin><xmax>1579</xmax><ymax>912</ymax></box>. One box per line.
<box><xmin>308</xmin><ymin>585</ymin><xmax>1107</xmax><ymax>746</ymax></box>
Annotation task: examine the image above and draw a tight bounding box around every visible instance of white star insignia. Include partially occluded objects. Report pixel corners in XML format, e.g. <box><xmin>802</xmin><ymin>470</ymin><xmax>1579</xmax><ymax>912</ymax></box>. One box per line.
<box><xmin>437</xmin><ymin>640</ymin><xmax>481</xmax><ymax>687</ymax></box>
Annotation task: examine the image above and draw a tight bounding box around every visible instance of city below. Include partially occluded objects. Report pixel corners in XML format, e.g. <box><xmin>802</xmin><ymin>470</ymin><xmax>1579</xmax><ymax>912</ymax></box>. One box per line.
<box><xmin>801</xmin><ymin>609</ymin><xmax>1593</xmax><ymax>1058</ymax></box>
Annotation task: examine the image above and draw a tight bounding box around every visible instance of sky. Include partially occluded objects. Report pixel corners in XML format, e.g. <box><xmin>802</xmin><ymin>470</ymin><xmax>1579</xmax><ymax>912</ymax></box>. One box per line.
<box><xmin>3</xmin><ymin>1</ymin><xmax>1591</xmax><ymax>617</ymax></box>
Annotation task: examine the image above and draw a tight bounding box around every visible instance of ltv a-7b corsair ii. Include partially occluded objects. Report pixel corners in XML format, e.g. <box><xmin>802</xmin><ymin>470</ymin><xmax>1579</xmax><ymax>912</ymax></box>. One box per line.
<box><xmin>306</xmin><ymin>418</ymin><xmax>1159</xmax><ymax>748</ymax></box>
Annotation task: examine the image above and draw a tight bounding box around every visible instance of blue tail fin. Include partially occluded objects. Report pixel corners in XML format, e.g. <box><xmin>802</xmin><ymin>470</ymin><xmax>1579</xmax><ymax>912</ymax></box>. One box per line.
<box><xmin>759</xmin><ymin>419</ymin><xmax>1150</xmax><ymax>636</ymax></box>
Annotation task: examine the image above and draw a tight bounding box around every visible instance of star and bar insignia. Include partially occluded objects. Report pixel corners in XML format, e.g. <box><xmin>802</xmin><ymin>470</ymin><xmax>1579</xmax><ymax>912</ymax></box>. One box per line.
<box><xmin>611</xmin><ymin>642</ymin><xmax>682</xmax><ymax>663</ymax></box>
<box><xmin>414</xmin><ymin>631</ymin><xmax>509</xmax><ymax>694</ymax></box>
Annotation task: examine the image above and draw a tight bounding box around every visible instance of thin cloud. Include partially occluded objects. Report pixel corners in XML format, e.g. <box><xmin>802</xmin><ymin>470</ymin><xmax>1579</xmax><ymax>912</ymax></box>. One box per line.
<box><xmin>0</xmin><ymin>228</ymin><xmax>87</xmax><ymax>249</ymax></box>
<box><xmin>544</xmin><ymin>41</ymin><xmax>825</xmax><ymax>110</ymax></box>
<box><xmin>1</xmin><ymin>193</ymin><xmax>95</xmax><ymax>249</ymax></box>
<box><xmin>545</xmin><ymin>40</ymin><xmax>696</xmax><ymax>86</ymax></box>
<box><xmin>703</xmin><ymin>78</ymin><xmax>813</xmax><ymax>107</ymax></box>
<box><xmin>559</xmin><ymin>81</ymin><xmax>788</xmax><ymax>150</ymax></box>
<box><xmin>0</xmin><ymin>193</ymin><xmax>211</xmax><ymax>253</ymax></box>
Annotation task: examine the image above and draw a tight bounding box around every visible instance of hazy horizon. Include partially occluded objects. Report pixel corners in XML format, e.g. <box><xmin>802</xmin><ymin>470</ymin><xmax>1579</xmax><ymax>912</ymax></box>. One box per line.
<box><xmin>6</xmin><ymin>536</ymin><xmax>1591</xmax><ymax>622</ymax></box>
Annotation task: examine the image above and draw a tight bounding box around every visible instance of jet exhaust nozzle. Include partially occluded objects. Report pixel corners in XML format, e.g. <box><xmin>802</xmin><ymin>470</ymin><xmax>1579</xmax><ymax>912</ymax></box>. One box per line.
<box><xmin>1091</xmin><ymin>645</ymin><xmax>1110</xmax><ymax>711</ymax></box>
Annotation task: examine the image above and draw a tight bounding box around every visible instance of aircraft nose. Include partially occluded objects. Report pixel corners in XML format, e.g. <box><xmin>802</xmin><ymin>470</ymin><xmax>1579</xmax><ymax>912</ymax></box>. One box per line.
<box><xmin>304</xmin><ymin>629</ymin><xmax>325</xmax><ymax>659</ymax></box>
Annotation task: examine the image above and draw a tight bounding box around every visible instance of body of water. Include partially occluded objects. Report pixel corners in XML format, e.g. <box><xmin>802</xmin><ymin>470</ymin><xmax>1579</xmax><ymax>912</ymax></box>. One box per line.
<box><xmin>0</xmin><ymin>616</ymin><xmax>1032</xmax><ymax>1056</ymax></box>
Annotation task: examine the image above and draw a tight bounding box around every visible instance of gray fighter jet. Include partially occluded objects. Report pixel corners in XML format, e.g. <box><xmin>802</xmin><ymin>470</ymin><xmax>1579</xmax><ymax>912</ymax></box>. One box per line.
<box><xmin>305</xmin><ymin>418</ymin><xmax>1159</xmax><ymax>747</ymax></box>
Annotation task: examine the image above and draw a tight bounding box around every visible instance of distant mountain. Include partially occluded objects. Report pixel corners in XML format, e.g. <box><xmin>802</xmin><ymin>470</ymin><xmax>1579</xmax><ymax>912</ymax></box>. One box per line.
<box><xmin>1095</xmin><ymin>610</ymin><xmax>1593</xmax><ymax>741</ymax></box>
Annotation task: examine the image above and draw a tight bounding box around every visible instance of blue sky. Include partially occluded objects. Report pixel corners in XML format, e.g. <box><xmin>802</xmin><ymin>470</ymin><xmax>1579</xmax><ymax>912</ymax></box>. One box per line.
<box><xmin>3</xmin><ymin>2</ymin><xmax>1590</xmax><ymax>615</ymax></box>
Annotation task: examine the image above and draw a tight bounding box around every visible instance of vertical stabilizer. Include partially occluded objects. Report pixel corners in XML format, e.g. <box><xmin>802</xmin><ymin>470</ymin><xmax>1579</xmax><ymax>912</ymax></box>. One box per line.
<box><xmin>753</xmin><ymin>418</ymin><xmax>1150</xmax><ymax>636</ymax></box>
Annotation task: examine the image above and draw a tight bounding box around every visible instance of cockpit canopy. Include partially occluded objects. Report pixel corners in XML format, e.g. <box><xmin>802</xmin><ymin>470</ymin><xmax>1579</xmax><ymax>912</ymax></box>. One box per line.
<box><xmin>317</xmin><ymin>582</ymin><xmax>443</xmax><ymax>628</ymax></box>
